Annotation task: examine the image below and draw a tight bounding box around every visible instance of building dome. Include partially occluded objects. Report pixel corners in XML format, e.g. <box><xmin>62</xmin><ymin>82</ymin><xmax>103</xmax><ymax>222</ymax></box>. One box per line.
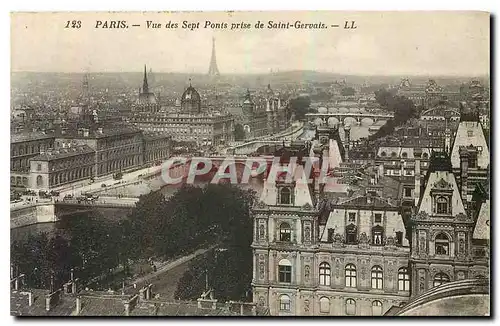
<box><xmin>181</xmin><ymin>84</ymin><xmax>202</xmax><ymax>114</ymax></box>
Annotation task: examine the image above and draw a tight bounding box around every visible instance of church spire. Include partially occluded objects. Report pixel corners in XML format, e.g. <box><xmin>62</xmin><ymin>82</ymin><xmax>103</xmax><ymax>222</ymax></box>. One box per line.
<box><xmin>142</xmin><ymin>64</ymin><xmax>149</xmax><ymax>94</ymax></box>
<box><xmin>208</xmin><ymin>37</ymin><xmax>220</xmax><ymax>76</ymax></box>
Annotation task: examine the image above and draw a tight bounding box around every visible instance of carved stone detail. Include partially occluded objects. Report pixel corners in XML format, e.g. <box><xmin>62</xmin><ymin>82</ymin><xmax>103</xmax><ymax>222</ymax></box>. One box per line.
<box><xmin>304</xmin><ymin>265</ymin><xmax>311</xmax><ymax>282</ymax></box>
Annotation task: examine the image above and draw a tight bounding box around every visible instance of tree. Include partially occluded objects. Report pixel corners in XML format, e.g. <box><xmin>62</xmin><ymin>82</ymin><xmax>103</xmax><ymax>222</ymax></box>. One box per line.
<box><xmin>288</xmin><ymin>96</ymin><xmax>311</xmax><ymax>120</ymax></box>
<box><xmin>341</xmin><ymin>87</ymin><xmax>356</xmax><ymax>96</ymax></box>
<box><xmin>11</xmin><ymin>232</ymin><xmax>72</xmax><ymax>289</ymax></box>
<box><xmin>234</xmin><ymin>123</ymin><xmax>245</xmax><ymax>141</ymax></box>
<box><xmin>374</xmin><ymin>88</ymin><xmax>397</xmax><ymax>108</ymax></box>
<box><xmin>174</xmin><ymin>185</ymin><xmax>255</xmax><ymax>301</ymax></box>
<box><xmin>370</xmin><ymin>88</ymin><xmax>417</xmax><ymax>140</ymax></box>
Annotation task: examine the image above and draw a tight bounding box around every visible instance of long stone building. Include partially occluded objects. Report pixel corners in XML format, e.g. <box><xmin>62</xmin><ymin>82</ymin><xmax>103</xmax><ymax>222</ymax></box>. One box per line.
<box><xmin>12</xmin><ymin>122</ymin><xmax>172</xmax><ymax>191</ymax></box>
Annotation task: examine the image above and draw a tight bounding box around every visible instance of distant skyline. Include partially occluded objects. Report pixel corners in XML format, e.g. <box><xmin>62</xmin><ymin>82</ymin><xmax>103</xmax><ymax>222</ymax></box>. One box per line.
<box><xmin>11</xmin><ymin>11</ymin><xmax>490</xmax><ymax>76</ymax></box>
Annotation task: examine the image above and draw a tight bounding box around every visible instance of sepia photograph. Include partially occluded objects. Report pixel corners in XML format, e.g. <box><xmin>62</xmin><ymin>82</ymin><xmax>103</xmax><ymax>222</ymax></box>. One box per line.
<box><xmin>9</xmin><ymin>10</ymin><xmax>490</xmax><ymax>317</ymax></box>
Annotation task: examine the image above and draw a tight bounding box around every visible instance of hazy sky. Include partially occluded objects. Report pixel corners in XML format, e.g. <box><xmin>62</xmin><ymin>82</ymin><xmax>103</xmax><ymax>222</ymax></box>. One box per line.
<box><xmin>11</xmin><ymin>11</ymin><xmax>490</xmax><ymax>76</ymax></box>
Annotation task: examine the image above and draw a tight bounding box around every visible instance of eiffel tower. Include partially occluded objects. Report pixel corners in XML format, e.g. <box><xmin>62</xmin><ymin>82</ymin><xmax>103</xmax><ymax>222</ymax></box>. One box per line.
<box><xmin>208</xmin><ymin>37</ymin><xmax>220</xmax><ymax>76</ymax></box>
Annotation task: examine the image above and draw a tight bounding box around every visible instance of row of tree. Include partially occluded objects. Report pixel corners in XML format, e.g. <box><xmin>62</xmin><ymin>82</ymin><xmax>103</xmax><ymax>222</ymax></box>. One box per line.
<box><xmin>11</xmin><ymin>216</ymin><xmax>128</xmax><ymax>290</ymax></box>
<box><xmin>370</xmin><ymin>88</ymin><xmax>417</xmax><ymax>139</ymax></box>
<box><xmin>11</xmin><ymin>184</ymin><xmax>256</xmax><ymax>301</ymax></box>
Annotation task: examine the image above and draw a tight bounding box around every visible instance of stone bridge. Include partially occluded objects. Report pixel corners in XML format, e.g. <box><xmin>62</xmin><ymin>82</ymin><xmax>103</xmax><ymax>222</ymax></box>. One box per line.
<box><xmin>306</xmin><ymin>112</ymin><xmax>394</xmax><ymax>126</ymax></box>
<box><xmin>224</xmin><ymin>140</ymin><xmax>293</xmax><ymax>156</ymax></box>
<box><xmin>10</xmin><ymin>200</ymin><xmax>135</xmax><ymax>229</ymax></box>
<box><xmin>224</xmin><ymin>122</ymin><xmax>304</xmax><ymax>156</ymax></box>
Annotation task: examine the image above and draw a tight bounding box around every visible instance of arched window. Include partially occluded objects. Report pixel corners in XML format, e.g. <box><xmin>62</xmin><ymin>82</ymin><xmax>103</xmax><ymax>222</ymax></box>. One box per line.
<box><xmin>345</xmin><ymin>298</ymin><xmax>356</xmax><ymax>315</ymax></box>
<box><xmin>436</xmin><ymin>196</ymin><xmax>449</xmax><ymax>214</ymax></box>
<box><xmin>372</xmin><ymin>225</ymin><xmax>384</xmax><ymax>246</ymax></box>
<box><xmin>391</xmin><ymin>152</ymin><xmax>397</xmax><ymax>158</ymax></box>
<box><xmin>279</xmin><ymin>223</ymin><xmax>291</xmax><ymax>242</ymax></box>
<box><xmin>278</xmin><ymin>259</ymin><xmax>292</xmax><ymax>283</ymax></box>
<box><xmin>279</xmin><ymin>294</ymin><xmax>291</xmax><ymax>311</ymax></box>
<box><xmin>372</xmin><ymin>300</ymin><xmax>383</xmax><ymax>316</ymax></box>
<box><xmin>435</xmin><ymin>233</ymin><xmax>450</xmax><ymax>255</ymax></box>
<box><xmin>280</xmin><ymin>187</ymin><xmax>291</xmax><ymax>205</ymax></box>
<box><xmin>36</xmin><ymin>175</ymin><xmax>43</xmax><ymax>187</ymax></box>
<box><xmin>422</xmin><ymin>152</ymin><xmax>429</xmax><ymax>159</ymax></box>
<box><xmin>319</xmin><ymin>297</ymin><xmax>330</xmax><ymax>313</ymax></box>
<box><xmin>319</xmin><ymin>262</ymin><xmax>331</xmax><ymax>286</ymax></box>
<box><xmin>381</xmin><ymin>151</ymin><xmax>387</xmax><ymax>157</ymax></box>
<box><xmin>371</xmin><ymin>266</ymin><xmax>383</xmax><ymax>289</ymax></box>
<box><xmin>398</xmin><ymin>267</ymin><xmax>410</xmax><ymax>291</ymax></box>
<box><xmin>401</xmin><ymin>152</ymin><xmax>408</xmax><ymax>158</ymax></box>
<box><xmin>433</xmin><ymin>272</ymin><xmax>450</xmax><ymax>287</ymax></box>
<box><xmin>345</xmin><ymin>264</ymin><xmax>357</xmax><ymax>287</ymax></box>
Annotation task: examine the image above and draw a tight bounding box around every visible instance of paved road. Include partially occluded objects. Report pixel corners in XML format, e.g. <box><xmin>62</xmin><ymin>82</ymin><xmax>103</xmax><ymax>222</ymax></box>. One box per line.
<box><xmin>127</xmin><ymin>246</ymin><xmax>216</xmax><ymax>299</ymax></box>
<box><xmin>58</xmin><ymin>166</ymin><xmax>164</xmax><ymax>198</ymax></box>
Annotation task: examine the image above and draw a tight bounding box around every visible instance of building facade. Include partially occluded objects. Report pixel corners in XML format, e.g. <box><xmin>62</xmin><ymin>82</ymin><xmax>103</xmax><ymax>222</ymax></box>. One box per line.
<box><xmin>11</xmin><ymin>132</ymin><xmax>55</xmax><ymax>187</ymax></box>
<box><xmin>56</xmin><ymin>125</ymin><xmax>144</xmax><ymax>178</ymax></box>
<box><xmin>251</xmin><ymin>134</ymin><xmax>489</xmax><ymax>316</ymax></box>
<box><xmin>251</xmin><ymin>139</ymin><xmax>411</xmax><ymax>316</ymax></box>
<box><xmin>29</xmin><ymin>143</ymin><xmax>95</xmax><ymax>190</ymax></box>
<box><xmin>143</xmin><ymin>132</ymin><xmax>172</xmax><ymax>166</ymax></box>
<box><xmin>408</xmin><ymin>152</ymin><xmax>488</xmax><ymax>298</ymax></box>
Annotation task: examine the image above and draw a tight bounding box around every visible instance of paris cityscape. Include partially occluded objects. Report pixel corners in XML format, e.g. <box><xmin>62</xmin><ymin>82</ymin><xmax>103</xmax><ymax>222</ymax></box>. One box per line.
<box><xmin>10</xmin><ymin>12</ymin><xmax>490</xmax><ymax>317</ymax></box>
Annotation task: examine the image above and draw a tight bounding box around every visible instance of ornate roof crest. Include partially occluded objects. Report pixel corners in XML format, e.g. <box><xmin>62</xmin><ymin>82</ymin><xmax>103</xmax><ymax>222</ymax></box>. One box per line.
<box><xmin>434</xmin><ymin>178</ymin><xmax>452</xmax><ymax>190</ymax></box>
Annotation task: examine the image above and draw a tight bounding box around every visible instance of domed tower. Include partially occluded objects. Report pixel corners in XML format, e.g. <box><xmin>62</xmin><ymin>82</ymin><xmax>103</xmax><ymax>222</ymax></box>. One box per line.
<box><xmin>181</xmin><ymin>80</ymin><xmax>202</xmax><ymax>114</ymax></box>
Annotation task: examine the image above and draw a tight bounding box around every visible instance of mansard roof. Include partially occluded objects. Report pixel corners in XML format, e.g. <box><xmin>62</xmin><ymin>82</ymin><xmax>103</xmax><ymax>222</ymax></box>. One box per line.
<box><xmin>336</xmin><ymin>195</ymin><xmax>398</xmax><ymax>209</ymax></box>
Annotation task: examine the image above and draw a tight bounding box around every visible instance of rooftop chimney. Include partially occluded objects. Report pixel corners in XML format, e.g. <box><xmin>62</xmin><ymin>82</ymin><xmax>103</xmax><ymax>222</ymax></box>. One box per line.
<box><xmin>414</xmin><ymin>148</ymin><xmax>422</xmax><ymax>206</ymax></box>
<box><xmin>459</xmin><ymin>147</ymin><xmax>469</xmax><ymax>209</ymax></box>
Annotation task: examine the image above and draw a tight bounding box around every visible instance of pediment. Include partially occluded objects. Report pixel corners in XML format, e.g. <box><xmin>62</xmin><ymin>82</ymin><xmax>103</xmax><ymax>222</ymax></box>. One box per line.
<box><xmin>433</xmin><ymin>178</ymin><xmax>452</xmax><ymax>190</ymax></box>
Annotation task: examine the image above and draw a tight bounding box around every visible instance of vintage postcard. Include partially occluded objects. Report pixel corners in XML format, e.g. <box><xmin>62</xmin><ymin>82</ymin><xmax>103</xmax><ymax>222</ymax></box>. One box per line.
<box><xmin>10</xmin><ymin>11</ymin><xmax>490</xmax><ymax>317</ymax></box>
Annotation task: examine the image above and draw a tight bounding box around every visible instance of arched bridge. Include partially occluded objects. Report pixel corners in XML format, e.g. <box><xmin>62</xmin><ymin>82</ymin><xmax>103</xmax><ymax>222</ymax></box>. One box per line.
<box><xmin>225</xmin><ymin>140</ymin><xmax>293</xmax><ymax>156</ymax></box>
<box><xmin>306</xmin><ymin>112</ymin><xmax>394</xmax><ymax>126</ymax></box>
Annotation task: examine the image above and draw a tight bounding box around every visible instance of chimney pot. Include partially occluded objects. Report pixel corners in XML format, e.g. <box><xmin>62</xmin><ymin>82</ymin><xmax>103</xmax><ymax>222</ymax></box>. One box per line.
<box><xmin>76</xmin><ymin>296</ymin><xmax>81</xmax><ymax>315</ymax></box>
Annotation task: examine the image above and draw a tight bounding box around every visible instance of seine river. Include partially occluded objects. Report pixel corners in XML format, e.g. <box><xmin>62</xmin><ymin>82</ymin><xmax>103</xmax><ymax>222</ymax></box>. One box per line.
<box><xmin>11</xmin><ymin>123</ymin><xmax>377</xmax><ymax>242</ymax></box>
<box><xmin>11</xmin><ymin>177</ymin><xmax>265</xmax><ymax>242</ymax></box>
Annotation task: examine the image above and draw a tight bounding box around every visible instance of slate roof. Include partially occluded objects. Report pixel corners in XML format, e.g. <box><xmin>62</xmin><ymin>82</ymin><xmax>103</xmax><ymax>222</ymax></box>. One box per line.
<box><xmin>78</xmin><ymin>294</ymin><xmax>129</xmax><ymax>316</ymax></box>
<box><xmin>11</xmin><ymin>289</ymin><xmax>74</xmax><ymax>316</ymax></box>
<box><xmin>31</xmin><ymin>145</ymin><xmax>95</xmax><ymax>161</ymax></box>
<box><xmin>11</xmin><ymin>132</ymin><xmax>54</xmax><ymax>144</ymax></box>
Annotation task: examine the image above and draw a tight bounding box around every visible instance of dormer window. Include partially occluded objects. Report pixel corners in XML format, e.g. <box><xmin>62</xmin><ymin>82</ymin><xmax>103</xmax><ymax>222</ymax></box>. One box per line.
<box><xmin>279</xmin><ymin>187</ymin><xmax>292</xmax><ymax>205</ymax></box>
<box><xmin>372</xmin><ymin>226</ymin><xmax>384</xmax><ymax>246</ymax></box>
<box><xmin>436</xmin><ymin>196</ymin><xmax>449</xmax><ymax>214</ymax></box>
<box><xmin>346</xmin><ymin>224</ymin><xmax>357</xmax><ymax>244</ymax></box>
<box><xmin>348</xmin><ymin>212</ymin><xmax>356</xmax><ymax>222</ymax></box>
